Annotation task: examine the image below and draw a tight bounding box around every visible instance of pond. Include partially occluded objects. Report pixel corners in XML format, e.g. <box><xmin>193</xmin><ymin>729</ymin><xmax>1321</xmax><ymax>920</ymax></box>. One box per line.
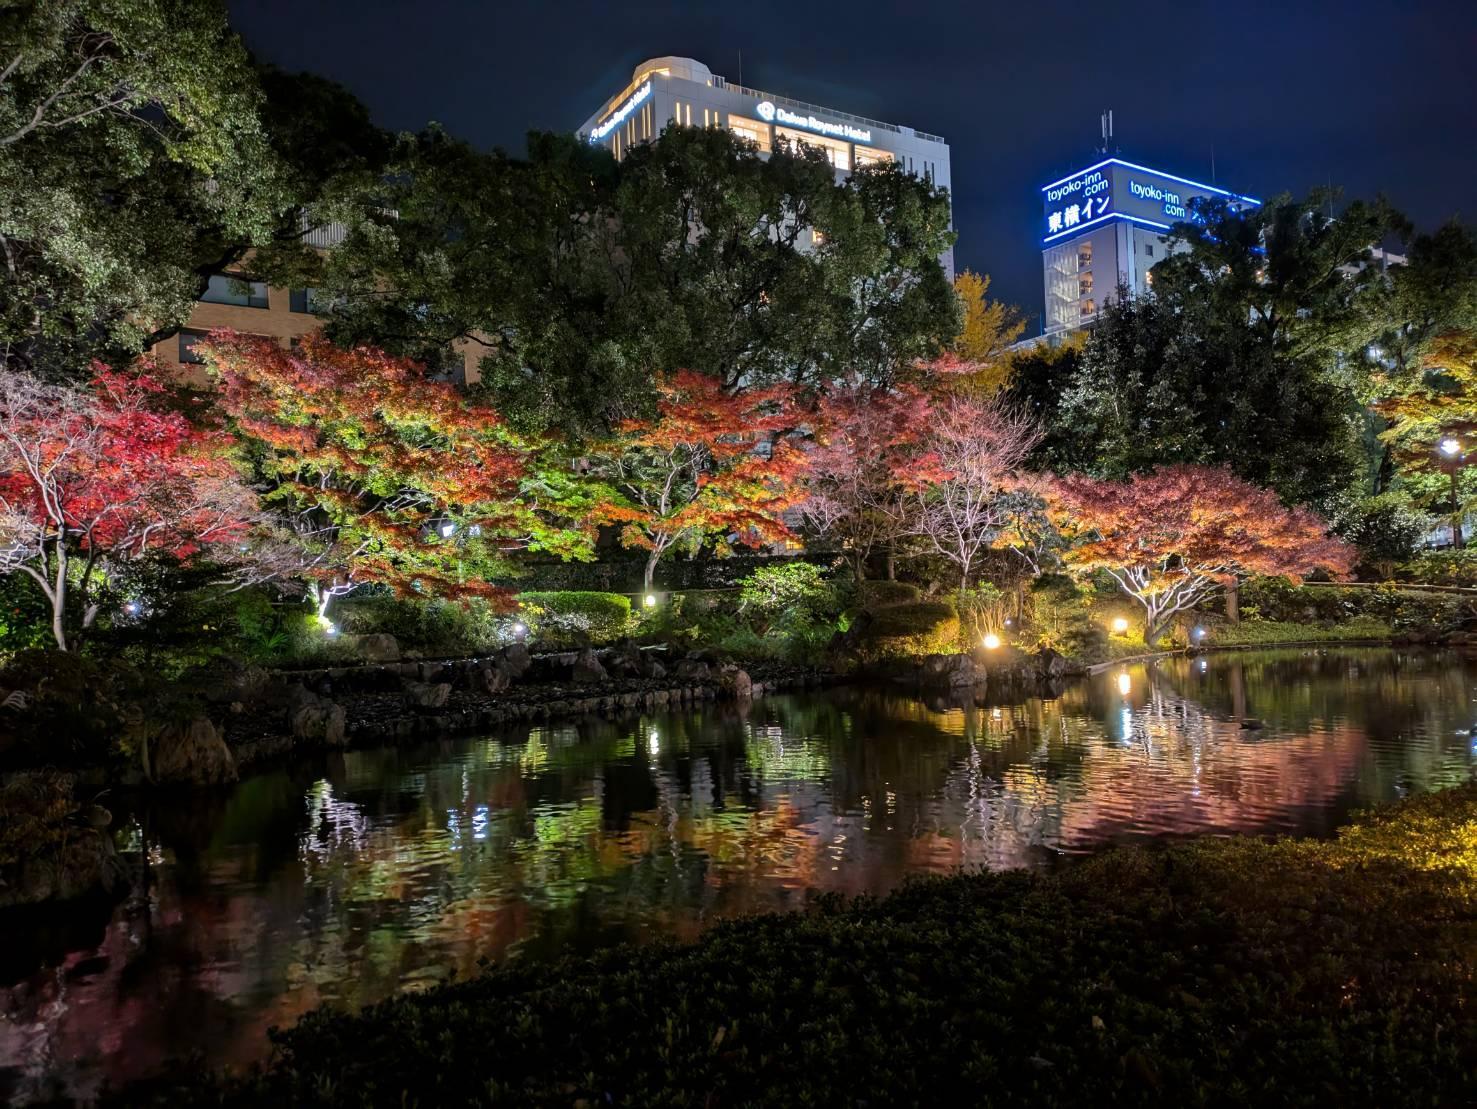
<box><xmin>3</xmin><ymin>646</ymin><xmax>1476</xmax><ymax>1103</ymax></box>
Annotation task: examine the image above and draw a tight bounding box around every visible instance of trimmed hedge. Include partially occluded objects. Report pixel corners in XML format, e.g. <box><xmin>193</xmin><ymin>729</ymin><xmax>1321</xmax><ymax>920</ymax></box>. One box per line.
<box><xmin>853</xmin><ymin>599</ymin><xmax>960</xmax><ymax>661</ymax></box>
<box><xmin>517</xmin><ymin>591</ymin><xmax>632</xmax><ymax>648</ymax></box>
<box><xmin>116</xmin><ymin>785</ymin><xmax>1477</xmax><ymax>1107</ymax></box>
<box><xmin>1209</xmin><ymin>616</ymin><xmax>1391</xmax><ymax>646</ymax></box>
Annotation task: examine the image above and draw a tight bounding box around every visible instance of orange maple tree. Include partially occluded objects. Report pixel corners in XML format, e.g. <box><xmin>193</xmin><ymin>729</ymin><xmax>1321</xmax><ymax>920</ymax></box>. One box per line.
<box><xmin>0</xmin><ymin>366</ymin><xmax>255</xmax><ymax>650</ymax></box>
<box><xmin>203</xmin><ymin>332</ymin><xmax>571</xmax><ymax>616</ymax></box>
<box><xmin>589</xmin><ymin>371</ymin><xmax>807</xmax><ymax>591</ymax></box>
<box><xmin>1052</xmin><ymin>465</ymin><xmax>1356</xmax><ymax>646</ymax></box>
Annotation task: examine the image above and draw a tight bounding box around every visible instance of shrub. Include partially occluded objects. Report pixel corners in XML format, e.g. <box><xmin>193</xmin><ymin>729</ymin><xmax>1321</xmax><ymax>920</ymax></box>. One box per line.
<box><xmin>956</xmin><ymin>583</ymin><xmax>1010</xmax><ymax>645</ymax></box>
<box><xmin>1024</xmin><ymin>574</ymin><xmax>1107</xmax><ymax>661</ymax></box>
<box><xmin>737</xmin><ymin>563</ymin><xmax>846</xmax><ymax>661</ymax></box>
<box><xmin>518</xmin><ymin>592</ymin><xmax>632</xmax><ymax>648</ymax></box>
<box><xmin>1333</xmin><ymin>493</ymin><xmax>1432</xmax><ymax>578</ymax></box>
<box><xmin>1209</xmin><ymin>616</ymin><xmax>1391</xmax><ymax>646</ymax></box>
<box><xmin>857</xmin><ymin>580</ymin><xmax>922</xmax><ymax>608</ymax></box>
<box><xmin>852</xmin><ymin>600</ymin><xmax>960</xmax><ymax>662</ymax></box>
<box><xmin>120</xmin><ymin>785</ymin><xmax>1477</xmax><ymax>1108</ymax></box>
<box><xmin>1401</xmin><ymin>549</ymin><xmax>1477</xmax><ymax>588</ymax></box>
<box><xmin>332</xmin><ymin>595</ymin><xmax>514</xmax><ymax>657</ymax></box>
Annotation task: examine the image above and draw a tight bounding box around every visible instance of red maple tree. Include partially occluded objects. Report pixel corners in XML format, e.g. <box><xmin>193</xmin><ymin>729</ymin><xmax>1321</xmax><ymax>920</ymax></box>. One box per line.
<box><xmin>800</xmin><ymin>382</ymin><xmax>936</xmax><ymax>582</ymax></box>
<box><xmin>1052</xmin><ymin>465</ymin><xmax>1357</xmax><ymax>646</ymax></box>
<box><xmin>0</xmin><ymin>367</ymin><xmax>255</xmax><ymax>650</ymax></box>
<box><xmin>203</xmin><ymin>332</ymin><xmax>575</xmax><ymax>616</ymax></box>
<box><xmin>589</xmin><ymin>371</ymin><xmax>807</xmax><ymax>591</ymax></box>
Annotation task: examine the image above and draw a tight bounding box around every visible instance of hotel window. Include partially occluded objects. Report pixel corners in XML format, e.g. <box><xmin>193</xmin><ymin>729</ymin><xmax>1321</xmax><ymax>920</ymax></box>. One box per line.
<box><xmin>1080</xmin><ymin>298</ymin><xmax>1097</xmax><ymax>318</ymax></box>
<box><xmin>178</xmin><ymin>328</ymin><xmax>211</xmax><ymax>365</ymax></box>
<box><xmin>853</xmin><ymin>147</ymin><xmax>893</xmax><ymax>169</ymax></box>
<box><xmin>290</xmin><ymin>287</ymin><xmax>332</xmax><ymax>314</ymax></box>
<box><xmin>812</xmin><ymin>228</ymin><xmax>825</xmax><ymax>245</ymax></box>
<box><xmin>1145</xmin><ymin>270</ymin><xmax>1154</xmax><ymax>288</ymax></box>
<box><xmin>1079</xmin><ymin>272</ymin><xmax>1094</xmax><ymax>297</ymax></box>
<box><xmin>1144</xmin><ymin>243</ymin><xmax>1155</xmax><ymax>257</ymax></box>
<box><xmin>1077</xmin><ymin>242</ymin><xmax>1093</xmax><ymax>269</ymax></box>
<box><xmin>200</xmin><ymin>273</ymin><xmax>268</xmax><ymax>309</ymax></box>
<box><xmin>775</xmin><ymin>126</ymin><xmax>849</xmax><ymax>171</ymax></box>
<box><xmin>728</xmin><ymin>116</ymin><xmax>771</xmax><ymax>153</ymax></box>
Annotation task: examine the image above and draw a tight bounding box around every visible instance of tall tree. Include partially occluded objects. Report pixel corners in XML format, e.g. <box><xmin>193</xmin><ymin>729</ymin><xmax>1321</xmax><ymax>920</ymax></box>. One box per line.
<box><xmin>1053</xmin><ymin>466</ymin><xmax>1356</xmax><ymax>646</ymax></box>
<box><xmin>202</xmin><ymin>333</ymin><xmax>578</xmax><ymax>616</ymax></box>
<box><xmin>950</xmin><ymin>270</ymin><xmax>1024</xmax><ymax>394</ymax></box>
<box><xmin>588</xmin><ymin>371</ymin><xmax>806</xmax><ymax>591</ymax></box>
<box><xmin>0</xmin><ymin>366</ymin><xmax>255</xmax><ymax>650</ymax></box>
<box><xmin>0</xmin><ymin>1</ymin><xmax>386</xmax><ymax>378</ymax></box>
<box><xmin>312</xmin><ymin>125</ymin><xmax>959</xmax><ymax>433</ymax></box>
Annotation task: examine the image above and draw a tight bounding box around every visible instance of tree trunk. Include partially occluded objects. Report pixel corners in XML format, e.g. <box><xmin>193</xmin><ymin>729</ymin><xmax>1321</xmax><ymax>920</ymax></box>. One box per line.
<box><xmin>885</xmin><ymin>540</ymin><xmax>896</xmax><ymax>581</ymax></box>
<box><xmin>50</xmin><ymin>542</ymin><xmax>69</xmax><ymax>652</ymax></box>
<box><xmin>1225</xmin><ymin>582</ymin><xmax>1240</xmax><ymax>624</ymax></box>
<box><xmin>643</xmin><ymin>549</ymin><xmax>660</xmax><ymax>592</ymax></box>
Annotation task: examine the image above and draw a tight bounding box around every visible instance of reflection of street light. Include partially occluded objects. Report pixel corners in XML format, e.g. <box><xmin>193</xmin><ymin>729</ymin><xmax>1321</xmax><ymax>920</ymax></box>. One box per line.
<box><xmin>1117</xmin><ymin>671</ymin><xmax>1131</xmax><ymax>696</ymax></box>
<box><xmin>1438</xmin><ymin>437</ymin><xmax>1466</xmax><ymax>546</ymax></box>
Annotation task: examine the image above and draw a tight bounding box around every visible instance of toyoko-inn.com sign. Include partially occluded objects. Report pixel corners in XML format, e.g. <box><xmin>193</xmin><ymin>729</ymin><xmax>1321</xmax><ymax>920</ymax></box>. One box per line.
<box><xmin>1040</xmin><ymin>159</ymin><xmax>1260</xmax><ymax>243</ymax></box>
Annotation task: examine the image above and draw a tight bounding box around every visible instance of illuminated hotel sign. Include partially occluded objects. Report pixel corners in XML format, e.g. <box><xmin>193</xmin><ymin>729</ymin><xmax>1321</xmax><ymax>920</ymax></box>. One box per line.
<box><xmin>1040</xmin><ymin>158</ymin><xmax>1260</xmax><ymax>244</ymax></box>
<box><xmin>755</xmin><ymin>100</ymin><xmax>872</xmax><ymax>144</ymax></box>
<box><xmin>589</xmin><ymin>81</ymin><xmax>652</xmax><ymax>141</ymax></box>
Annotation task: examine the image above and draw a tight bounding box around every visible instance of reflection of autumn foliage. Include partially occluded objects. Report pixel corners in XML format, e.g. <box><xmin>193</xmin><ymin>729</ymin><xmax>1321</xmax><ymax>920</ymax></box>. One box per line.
<box><xmin>0</xmin><ymin>366</ymin><xmax>255</xmax><ymax>649</ymax></box>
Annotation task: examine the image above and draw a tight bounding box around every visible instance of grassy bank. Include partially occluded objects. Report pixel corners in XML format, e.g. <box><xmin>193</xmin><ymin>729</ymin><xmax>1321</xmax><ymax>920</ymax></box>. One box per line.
<box><xmin>120</xmin><ymin>785</ymin><xmax>1477</xmax><ymax>1107</ymax></box>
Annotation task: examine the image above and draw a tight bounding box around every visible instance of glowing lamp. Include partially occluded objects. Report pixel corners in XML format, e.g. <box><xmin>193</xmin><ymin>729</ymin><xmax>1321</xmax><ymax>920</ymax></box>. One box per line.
<box><xmin>1111</xmin><ymin>617</ymin><xmax>1129</xmax><ymax>635</ymax></box>
<box><xmin>439</xmin><ymin>522</ymin><xmax>456</xmax><ymax>538</ymax></box>
<box><xmin>1440</xmin><ymin>437</ymin><xmax>1461</xmax><ymax>458</ymax></box>
<box><xmin>644</xmin><ymin>593</ymin><xmax>658</xmax><ymax>608</ymax></box>
<box><xmin>982</xmin><ymin>633</ymin><xmax>1001</xmax><ymax>650</ymax></box>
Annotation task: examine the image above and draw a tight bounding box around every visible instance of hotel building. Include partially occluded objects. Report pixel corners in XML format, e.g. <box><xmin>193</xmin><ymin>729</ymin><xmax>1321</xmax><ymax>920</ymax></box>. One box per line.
<box><xmin>578</xmin><ymin>56</ymin><xmax>954</xmax><ymax>274</ymax></box>
<box><xmin>1038</xmin><ymin>157</ymin><xmax>1260</xmax><ymax>335</ymax></box>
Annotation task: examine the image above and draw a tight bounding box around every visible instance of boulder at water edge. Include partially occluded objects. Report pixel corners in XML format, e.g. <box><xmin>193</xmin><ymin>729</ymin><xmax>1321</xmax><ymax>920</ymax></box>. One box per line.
<box><xmin>152</xmin><ymin>717</ymin><xmax>238</xmax><ymax>785</ymax></box>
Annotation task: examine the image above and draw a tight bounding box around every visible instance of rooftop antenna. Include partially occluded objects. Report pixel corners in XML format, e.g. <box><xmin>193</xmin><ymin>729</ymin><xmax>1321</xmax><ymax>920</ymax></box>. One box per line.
<box><xmin>1099</xmin><ymin>109</ymin><xmax>1116</xmax><ymax>154</ymax></box>
<box><xmin>1210</xmin><ymin>144</ymin><xmax>1216</xmax><ymax>184</ymax></box>
<box><xmin>737</xmin><ymin>48</ymin><xmax>742</xmax><ymax>88</ymax></box>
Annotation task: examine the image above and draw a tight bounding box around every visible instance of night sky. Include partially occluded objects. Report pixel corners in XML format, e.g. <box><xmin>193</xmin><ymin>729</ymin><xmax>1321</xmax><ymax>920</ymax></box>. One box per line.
<box><xmin>228</xmin><ymin>0</ymin><xmax>1476</xmax><ymax>333</ymax></box>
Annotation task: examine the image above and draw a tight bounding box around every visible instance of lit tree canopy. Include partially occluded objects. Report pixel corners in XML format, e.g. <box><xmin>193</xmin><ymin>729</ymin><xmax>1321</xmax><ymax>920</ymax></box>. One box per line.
<box><xmin>0</xmin><ymin>365</ymin><xmax>255</xmax><ymax>650</ymax></box>
<box><xmin>587</xmin><ymin>371</ymin><xmax>807</xmax><ymax>591</ymax></box>
<box><xmin>203</xmin><ymin>332</ymin><xmax>583</xmax><ymax>614</ymax></box>
<box><xmin>1053</xmin><ymin>465</ymin><xmax>1356</xmax><ymax>645</ymax></box>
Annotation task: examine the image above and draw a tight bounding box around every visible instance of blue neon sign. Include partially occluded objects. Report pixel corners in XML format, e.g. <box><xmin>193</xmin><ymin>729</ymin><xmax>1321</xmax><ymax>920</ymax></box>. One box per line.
<box><xmin>1040</xmin><ymin>158</ymin><xmax>1259</xmax><ymax>245</ymax></box>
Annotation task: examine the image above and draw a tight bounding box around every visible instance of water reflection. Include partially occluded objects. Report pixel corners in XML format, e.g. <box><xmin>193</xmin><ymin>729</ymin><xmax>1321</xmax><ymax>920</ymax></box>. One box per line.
<box><xmin>3</xmin><ymin>647</ymin><xmax>1476</xmax><ymax>1103</ymax></box>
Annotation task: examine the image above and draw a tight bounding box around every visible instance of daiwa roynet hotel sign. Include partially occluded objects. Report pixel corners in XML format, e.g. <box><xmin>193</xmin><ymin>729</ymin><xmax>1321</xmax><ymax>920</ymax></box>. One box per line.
<box><xmin>754</xmin><ymin>99</ymin><xmax>871</xmax><ymax>144</ymax></box>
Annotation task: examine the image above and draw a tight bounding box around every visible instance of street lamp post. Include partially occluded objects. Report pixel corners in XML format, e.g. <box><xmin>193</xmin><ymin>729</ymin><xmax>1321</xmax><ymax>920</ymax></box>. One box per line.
<box><xmin>1440</xmin><ymin>437</ymin><xmax>1464</xmax><ymax>547</ymax></box>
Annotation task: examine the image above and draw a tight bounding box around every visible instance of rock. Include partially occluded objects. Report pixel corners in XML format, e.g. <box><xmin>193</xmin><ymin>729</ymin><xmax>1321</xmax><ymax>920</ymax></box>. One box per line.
<box><xmin>720</xmin><ymin>669</ymin><xmax>753</xmax><ymax>699</ymax></box>
<box><xmin>1032</xmin><ymin>648</ymin><xmax>1069</xmax><ymax>680</ymax></box>
<box><xmin>605</xmin><ymin>640</ymin><xmax>645</xmax><ymax>679</ymax></box>
<box><xmin>356</xmin><ymin>633</ymin><xmax>401</xmax><ymax>662</ymax></box>
<box><xmin>671</xmin><ymin>658</ymin><xmax>711</xmax><ymax>681</ymax></box>
<box><xmin>473</xmin><ymin>664</ymin><xmax>512</xmax><ymax>695</ymax></box>
<box><xmin>646</xmin><ymin>659</ymin><xmax>667</xmax><ymax>680</ymax></box>
<box><xmin>498</xmin><ymin>643</ymin><xmax>533</xmax><ymax>679</ymax></box>
<box><xmin>152</xmin><ymin>717</ymin><xmax>237</xmax><ymax>785</ymax></box>
<box><xmin>571</xmin><ymin>648</ymin><xmax>608</xmax><ymax>683</ymax></box>
<box><xmin>1239</xmin><ymin>717</ymin><xmax>1265</xmax><ymax>730</ymax></box>
<box><xmin>917</xmin><ymin>653</ymin><xmax>984</xmax><ymax>688</ymax></box>
<box><xmin>405</xmin><ymin>681</ymin><xmax>452</xmax><ymax>710</ymax></box>
<box><xmin>291</xmin><ymin>696</ymin><xmax>348</xmax><ymax>747</ymax></box>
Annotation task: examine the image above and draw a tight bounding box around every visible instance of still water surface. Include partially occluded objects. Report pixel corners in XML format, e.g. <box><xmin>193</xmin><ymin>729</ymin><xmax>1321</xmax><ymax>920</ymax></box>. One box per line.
<box><xmin>4</xmin><ymin>647</ymin><xmax>1477</xmax><ymax>1102</ymax></box>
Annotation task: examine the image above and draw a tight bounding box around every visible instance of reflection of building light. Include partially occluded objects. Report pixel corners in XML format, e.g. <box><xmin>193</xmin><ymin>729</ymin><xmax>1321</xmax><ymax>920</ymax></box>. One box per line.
<box><xmin>1117</xmin><ymin>672</ymin><xmax>1131</xmax><ymax>696</ymax></box>
<box><xmin>439</xmin><ymin>522</ymin><xmax>456</xmax><ymax>538</ymax></box>
<box><xmin>1199</xmin><ymin>659</ymin><xmax>1208</xmax><ymax>673</ymax></box>
<box><xmin>982</xmin><ymin>633</ymin><xmax>1001</xmax><ymax>649</ymax></box>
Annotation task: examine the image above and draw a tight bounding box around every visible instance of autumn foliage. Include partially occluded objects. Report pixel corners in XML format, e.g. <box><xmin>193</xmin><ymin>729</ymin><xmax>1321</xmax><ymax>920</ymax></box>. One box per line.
<box><xmin>204</xmin><ymin>332</ymin><xmax>544</xmax><ymax>613</ymax></box>
<box><xmin>589</xmin><ymin>371</ymin><xmax>807</xmax><ymax>590</ymax></box>
<box><xmin>0</xmin><ymin>366</ymin><xmax>255</xmax><ymax>650</ymax></box>
<box><xmin>1052</xmin><ymin>465</ymin><xmax>1357</xmax><ymax>645</ymax></box>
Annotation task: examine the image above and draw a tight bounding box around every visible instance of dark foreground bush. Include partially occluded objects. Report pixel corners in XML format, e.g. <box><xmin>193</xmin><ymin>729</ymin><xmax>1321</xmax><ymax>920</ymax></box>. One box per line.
<box><xmin>117</xmin><ymin>786</ymin><xmax>1477</xmax><ymax>1107</ymax></box>
<box><xmin>518</xmin><ymin>591</ymin><xmax>632</xmax><ymax>647</ymax></box>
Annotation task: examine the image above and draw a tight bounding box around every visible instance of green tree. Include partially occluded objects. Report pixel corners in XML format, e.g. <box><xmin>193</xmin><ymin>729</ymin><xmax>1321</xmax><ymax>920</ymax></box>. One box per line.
<box><xmin>0</xmin><ymin>0</ymin><xmax>386</xmax><ymax>379</ymax></box>
<box><xmin>312</xmin><ymin>124</ymin><xmax>959</xmax><ymax>434</ymax></box>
